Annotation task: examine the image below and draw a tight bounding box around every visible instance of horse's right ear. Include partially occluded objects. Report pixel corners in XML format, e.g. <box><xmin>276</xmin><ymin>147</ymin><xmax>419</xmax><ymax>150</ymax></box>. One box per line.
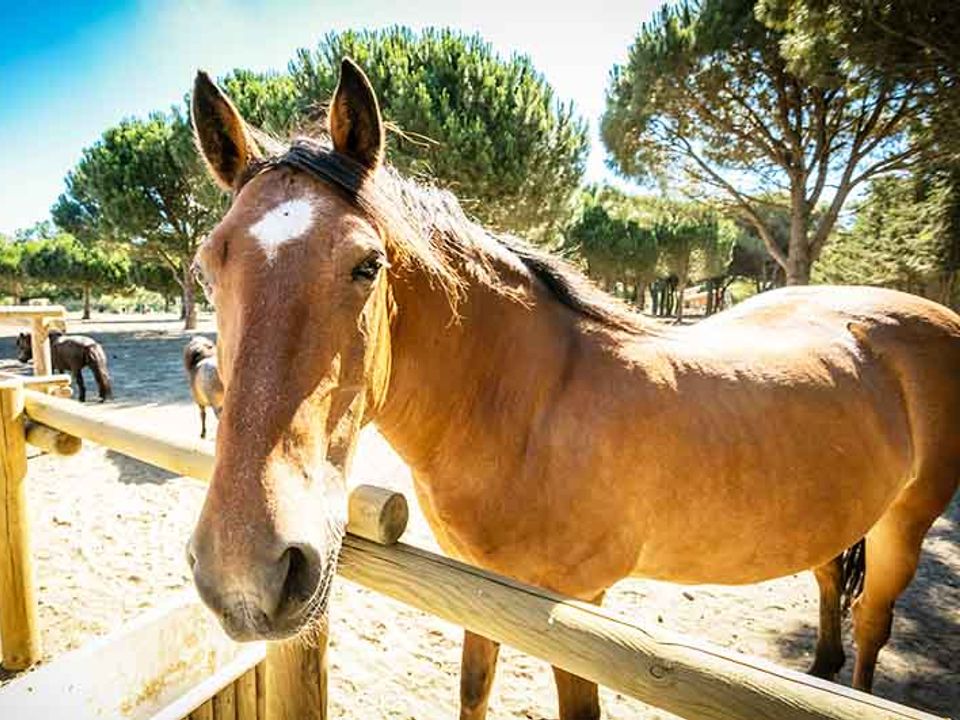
<box><xmin>192</xmin><ymin>71</ymin><xmax>260</xmax><ymax>190</ymax></box>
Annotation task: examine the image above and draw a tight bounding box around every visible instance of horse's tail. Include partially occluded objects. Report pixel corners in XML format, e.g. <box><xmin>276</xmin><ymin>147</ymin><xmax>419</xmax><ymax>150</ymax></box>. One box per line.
<box><xmin>839</xmin><ymin>538</ymin><xmax>866</xmax><ymax>614</ymax></box>
<box><xmin>85</xmin><ymin>343</ymin><xmax>113</xmax><ymax>401</ymax></box>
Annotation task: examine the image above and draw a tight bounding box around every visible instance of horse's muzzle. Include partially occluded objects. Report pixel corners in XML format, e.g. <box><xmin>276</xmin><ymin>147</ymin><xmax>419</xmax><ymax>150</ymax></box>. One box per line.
<box><xmin>186</xmin><ymin>536</ymin><xmax>334</xmax><ymax>641</ymax></box>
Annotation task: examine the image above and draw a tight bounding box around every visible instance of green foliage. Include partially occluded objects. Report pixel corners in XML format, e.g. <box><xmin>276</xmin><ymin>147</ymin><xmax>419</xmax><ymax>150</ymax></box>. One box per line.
<box><xmin>757</xmin><ymin>0</ymin><xmax>960</xmax><ymax>158</ymax></box>
<box><xmin>564</xmin><ymin>186</ymin><xmax>733</xmax><ymax>315</ymax></box>
<box><xmin>646</xmin><ymin>198</ymin><xmax>722</xmax><ymax>281</ymax></box>
<box><xmin>220</xmin><ymin>69</ymin><xmax>301</xmax><ymax>136</ymax></box>
<box><xmin>53</xmin><ymin>109</ymin><xmax>223</xmax><ymax>328</ymax></box>
<box><xmin>59</xmin><ymin>111</ymin><xmax>223</xmax><ymax>253</ymax></box>
<box><xmin>603</xmin><ymin>0</ymin><xmax>934</xmax><ymax>285</ymax></box>
<box><xmin>22</xmin><ymin>233</ymin><xmax>129</xmax><ymax>292</ymax></box>
<box><xmin>129</xmin><ymin>261</ymin><xmax>179</xmax><ymax>297</ymax></box>
<box><xmin>0</xmin><ymin>235</ymin><xmax>27</xmax><ymax>300</ymax></box>
<box><xmin>814</xmin><ymin>167</ymin><xmax>960</xmax><ymax>304</ymax></box>
<box><xmin>290</xmin><ymin>27</ymin><xmax>589</xmax><ymax>240</ymax></box>
<box><xmin>566</xmin><ymin>202</ymin><xmax>659</xmax><ymax>287</ymax></box>
<box><xmin>50</xmin><ymin>26</ymin><xmax>588</xmax><ymax>328</ymax></box>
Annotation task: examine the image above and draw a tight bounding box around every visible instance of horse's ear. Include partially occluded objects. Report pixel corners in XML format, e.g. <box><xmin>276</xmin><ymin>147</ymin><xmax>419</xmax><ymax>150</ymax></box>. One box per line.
<box><xmin>192</xmin><ymin>71</ymin><xmax>261</xmax><ymax>190</ymax></box>
<box><xmin>328</xmin><ymin>58</ymin><xmax>384</xmax><ymax>172</ymax></box>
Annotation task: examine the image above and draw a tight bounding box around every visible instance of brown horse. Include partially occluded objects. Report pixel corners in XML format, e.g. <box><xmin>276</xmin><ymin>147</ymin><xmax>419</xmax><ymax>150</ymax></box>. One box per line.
<box><xmin>183</xmin><ymin>335</ymin><xmax>224</xmax><ymax>439</ymax></box>
<box><xmin>16</xmin><ymin>331</ymin><xmax>113</xmax><ymax>402</ymax></box>
<box><xmin>186</xmin><ymin>60</ymin><xmax>960</xmax><ymax>719</ymax></box>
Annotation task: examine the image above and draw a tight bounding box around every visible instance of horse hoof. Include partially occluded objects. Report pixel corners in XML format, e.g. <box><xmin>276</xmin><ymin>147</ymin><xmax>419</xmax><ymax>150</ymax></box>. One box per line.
<box><xmin>807</xmin><ymin>659</ymin><xmax>843</xmax><ymax>681</ymax></box>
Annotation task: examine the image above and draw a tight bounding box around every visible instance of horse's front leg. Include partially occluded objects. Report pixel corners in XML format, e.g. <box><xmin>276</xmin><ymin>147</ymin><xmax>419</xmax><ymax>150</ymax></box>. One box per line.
<box><xmin>552</xmin><ymin>591</ymin><xmax>604</xmax><ymax>720</ymax></box>
<box><xmin>199</xmin><ymin>405</ymin><xmax>207</xmax><ymax>439</ymax></box>
<box><xmin>73</xmin><ymin>369</ymin><xmax>86</xmax><ymax>402</ymax></box>
<box><xmin>460</xmin><ymin>631</ymin><xmax>500</xmax><ymax>720</ymax></box>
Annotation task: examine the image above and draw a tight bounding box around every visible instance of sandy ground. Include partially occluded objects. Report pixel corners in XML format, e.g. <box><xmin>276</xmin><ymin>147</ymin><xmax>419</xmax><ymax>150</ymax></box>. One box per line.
<box><xmin>0</xmin><ymin>313</ymin><xmax>956</xmax><ymax>719</ymax></box>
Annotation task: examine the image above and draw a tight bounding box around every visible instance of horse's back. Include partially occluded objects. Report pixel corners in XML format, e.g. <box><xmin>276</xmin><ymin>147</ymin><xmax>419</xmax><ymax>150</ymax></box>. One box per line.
<box><xmin>704</xmin><ymin>285</ymin><xmax>960</xmax><ymax>336</ymax></box>
<box><xmin>50</xmin><ymin>333</ymin><xmax>104</xmax><ymax>367</ymax></box>
<box><xmin>619</xmin><ymin>286</ymin><xmax>960</xmax><ymax>583</ymax></box>
<box><xmin>686</xmin><ymin>285</ymin><xmax>960</xmax><ymax>404</ymax></box>
<box><xmin>707</xmin><ymin>286</ymin><xmax>960</xmax><ymax>433</ymax></box>
<box><xmin>51</xmin><ymin>333</ymin><xmax>102</xmax><ymax>351</ymax></box>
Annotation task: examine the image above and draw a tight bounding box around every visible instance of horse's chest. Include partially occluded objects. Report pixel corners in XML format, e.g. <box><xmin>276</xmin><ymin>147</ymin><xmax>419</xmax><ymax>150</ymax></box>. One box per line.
<box><xmin>408</xmin><ymin>466</ymin><xmax>635</xmax><ymax>597</ymax></box>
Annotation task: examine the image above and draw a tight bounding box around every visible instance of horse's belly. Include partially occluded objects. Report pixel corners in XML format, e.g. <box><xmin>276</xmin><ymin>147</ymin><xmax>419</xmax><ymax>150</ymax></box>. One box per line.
<box><xmin>626</xmin><ymin>458</ymin><xmax>910</xmax><ymax>585</ymax></box>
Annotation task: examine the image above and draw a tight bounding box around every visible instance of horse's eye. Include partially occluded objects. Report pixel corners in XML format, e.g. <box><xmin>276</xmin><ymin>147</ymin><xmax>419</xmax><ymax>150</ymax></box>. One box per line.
<box><xmin>351</xmin><ymin>254</ymin><xmax>386</xmax><ymax>282</ymax></box>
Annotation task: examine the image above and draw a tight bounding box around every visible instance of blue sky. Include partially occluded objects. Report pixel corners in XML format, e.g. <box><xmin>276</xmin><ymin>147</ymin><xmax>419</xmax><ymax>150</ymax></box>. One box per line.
<box><xmin>0</xmin><ymin>0</ymin><xmax>659</xmax><ymax>235</ymax></box>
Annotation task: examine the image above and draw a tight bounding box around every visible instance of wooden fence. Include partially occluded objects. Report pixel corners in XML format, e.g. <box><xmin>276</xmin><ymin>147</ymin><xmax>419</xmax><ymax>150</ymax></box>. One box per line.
<box><xmin>0</xmin><ymin>305</ymin><xmax>68</xmax><ymax>377</ymax></box>
<box><xmin>0</xmin><ymin>378</ymin><xmax>947</xmax><ymax>720</ymax></box>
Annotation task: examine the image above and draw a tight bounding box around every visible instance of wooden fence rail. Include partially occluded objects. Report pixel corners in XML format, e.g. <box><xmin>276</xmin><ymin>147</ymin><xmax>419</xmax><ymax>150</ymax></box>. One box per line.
<box><xmin>0</xmin><ymin>305</ymin><xmax>67</xmax><ymax>377</ymax></box>
<box><xmin>0</xmin><ymin>380</ymin><xmax>947</xmax><ymax>720</ymax></box>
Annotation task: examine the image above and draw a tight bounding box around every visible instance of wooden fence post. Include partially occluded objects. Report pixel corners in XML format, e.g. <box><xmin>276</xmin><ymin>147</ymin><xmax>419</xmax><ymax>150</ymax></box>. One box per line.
<box><xmin>0</xmin><ymin>378</ymin><xmax>39</xmax><ymax>670</ymax></box>
<box><xmin>29</xmin><ymin>318</ymin><xmax>51</xmax><ymax>377</ymax></box>
<box><xmin>265</xmin><ymin>638</ymin><xmax>328</xmax><ymax>720</ymax></box>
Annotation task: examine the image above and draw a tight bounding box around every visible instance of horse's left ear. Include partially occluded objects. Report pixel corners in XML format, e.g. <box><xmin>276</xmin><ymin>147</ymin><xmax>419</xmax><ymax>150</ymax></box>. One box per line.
<box><xmin>328</xmin><ymin>58</ymin><xmax>384</xmax><ymax>172</ymax></box>
<box><xmin>192</xmin><ymin>70</ymin><xmax>261</xmax><ymax>190</ymax></box>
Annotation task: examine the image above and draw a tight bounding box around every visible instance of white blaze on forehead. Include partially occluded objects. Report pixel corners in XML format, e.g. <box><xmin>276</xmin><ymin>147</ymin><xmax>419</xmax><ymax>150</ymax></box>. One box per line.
<box><xmin>249</xmin><ymin>198</ymin><xmax>315</xmax><ymax>261</ymax></box>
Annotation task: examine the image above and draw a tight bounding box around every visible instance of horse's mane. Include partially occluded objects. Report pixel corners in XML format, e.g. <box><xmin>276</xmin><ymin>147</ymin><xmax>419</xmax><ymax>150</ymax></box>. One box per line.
<box><xmin>238</xmin><ymin>136</ymin><xmax>649</xmax><ymax>334</ymax></box>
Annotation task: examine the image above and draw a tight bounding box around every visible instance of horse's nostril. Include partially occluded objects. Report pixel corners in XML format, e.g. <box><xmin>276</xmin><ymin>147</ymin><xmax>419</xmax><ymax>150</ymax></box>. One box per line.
<box><xmin>185</xmin><ymin>540</ymin><xmax>198</xmax><ymax>571</ymax></box>
<box><xmin>281</xmin><ymin>545</ymin><xmax>318</xmax><ymax>605</ymax></box>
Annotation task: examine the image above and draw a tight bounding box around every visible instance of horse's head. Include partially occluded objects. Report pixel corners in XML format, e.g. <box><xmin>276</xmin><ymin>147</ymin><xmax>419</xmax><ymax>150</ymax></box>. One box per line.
<box><xmin>16</xmin><ymin>333</ymin><xmax>32</xmax><ymax>363</ymax></box>
<box><xmin>187</xmin><ymin>59</ymin><xmax>393</xmax><ymax>640</ymax></box>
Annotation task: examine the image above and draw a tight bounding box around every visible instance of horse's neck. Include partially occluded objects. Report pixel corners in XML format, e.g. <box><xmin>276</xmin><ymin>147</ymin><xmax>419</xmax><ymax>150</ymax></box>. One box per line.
<box><xmin>374</xmin><ymin>261</ymin><xmax>576</xmax><ymax>476</ymax></box>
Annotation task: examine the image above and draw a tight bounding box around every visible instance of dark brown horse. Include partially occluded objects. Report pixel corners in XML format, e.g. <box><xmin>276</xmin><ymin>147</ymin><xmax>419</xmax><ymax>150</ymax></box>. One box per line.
<box><xmin>17</xmin><ymin>331</ymin><xmax>113</xmax><ymax>402</ymax></box>
<box><xmin>184</xmin><ymin>335</ymin><xmax>224</xmax><ymax>439</ymax></box>
<box><xmin>186</xmin><ymin>60</ymin><xmax>960</xmax><ymax>719</ymax></box>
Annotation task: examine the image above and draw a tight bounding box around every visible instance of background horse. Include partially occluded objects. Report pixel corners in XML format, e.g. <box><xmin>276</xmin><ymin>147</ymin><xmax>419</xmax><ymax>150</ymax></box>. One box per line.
<box><xmin>17</xmin><ymin>331</ymin><xmax>113</xmax><ymax>402</ymax></box>
<box><xmin>185</xmin><ymin>60</ymin><xmax>960</xmax><ymax>719</ymax></box>
<box><xmin>183</xmin><ymin>335</ymin><xmax>224</xmax><ymax>439</ymax></box>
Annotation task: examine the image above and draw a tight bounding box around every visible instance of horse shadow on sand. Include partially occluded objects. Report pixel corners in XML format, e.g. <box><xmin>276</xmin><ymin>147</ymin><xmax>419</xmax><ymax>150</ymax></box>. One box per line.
<box><xmin>104</xmin><ymin>450</ymin><xmax>179</xmax><ymax>486</ymax></box>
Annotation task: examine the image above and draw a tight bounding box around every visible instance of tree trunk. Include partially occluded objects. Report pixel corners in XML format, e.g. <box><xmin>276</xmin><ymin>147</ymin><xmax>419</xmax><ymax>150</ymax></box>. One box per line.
<box><xmin>182</xmin><ymin>264</ymin><xmax>197</xmax><ymax>330</ymax></box>
<box><xmin>636</xmin><ymin>282</ymin><xmax>646</xmax><ymax>312</ymax></box>
<box><xmin>785</xmin><ymin>252</ymin><xmax>811</xmax><ymax>285</ymax></box>
<box><xmin>82</xmin><ymin>284</ymin><xmax>91</xmax><ymax>321</ymax></box>
<box><xmin>164</xmin><ymin>293</ymin><xmax>171</xmax><ymax>313</ymax></box>
<box><xmin>786</xmin><ymin>185</ymin><xmax>812</xmax><ymax>286</ymax></box>
<box><xmin>675</xmin><ymin>276</ymin><xmax>686</xmax><ymax>322</ymax></box>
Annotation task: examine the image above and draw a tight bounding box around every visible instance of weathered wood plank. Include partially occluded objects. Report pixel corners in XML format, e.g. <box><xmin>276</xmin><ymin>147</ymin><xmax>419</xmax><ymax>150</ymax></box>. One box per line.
<box><xmin>255</xmin><ymin>662</ymin><xmax>266</xmax><ymax>720</ymax></box>
<box><xmin>0</xmin><ymin>306</ymin><xmax>66</xmax><ymax>322</ymax></box>
<box><xmin>212</xmin><ymin>683</ymin><xmax>236</xmax><ymax>720</ymax></box>
<box><xmin>0</xmin><ymin>593</ymin><xmax>264</xmax><ymax>720</ymax></box>
<box><xmin>28</xmin><ymin>318</ymin><xmax>51</xmax><ymax>377</ymax></box>
<box><xmin>235</xmin><ymin>669</ymin><xmax>258</xmax><ymax>720</ymax></box>
<box><xmin>265</xmin><ymin>639</ymin><xmax>327</xmax><ymax>720</ymax></box>
<box><xmin>189</xmin><ymin>700</ymin><xmax>213</xmax><ymax>720</ymax></box>
<box><xmin>25</xmin><ymin>420</ymin><xmax>82</xmax><ymax>456</ymax></box>
<box><xmin>348</xmin><ymin>483</ymin><xmax>408</xmax><ymax>545</ymax></box>
<box><xmin>0</xmin><ymin>379</ymin><xmax>38</xmax><ymax>670</ymax></box>
<box><xmin>337</xmin><ymin>536</ymin><xmax>944</xmax><ymax>720</ymax></box>
<box><xmin>24</xmin><ymin>389</ymin><xmax>215</xmax><ymax>481</ymax></box>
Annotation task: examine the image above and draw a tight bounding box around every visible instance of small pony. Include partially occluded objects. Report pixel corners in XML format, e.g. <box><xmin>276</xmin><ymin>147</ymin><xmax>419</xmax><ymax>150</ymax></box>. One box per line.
<box><xmin>16</xmin><ymin>331</ymin><xmax>113</xmax><ymax>402</ymax></box>
<box><xmin>183</xmin><ymin>336</ymin><xmax>223</xmax><ymax>439</ymax></box>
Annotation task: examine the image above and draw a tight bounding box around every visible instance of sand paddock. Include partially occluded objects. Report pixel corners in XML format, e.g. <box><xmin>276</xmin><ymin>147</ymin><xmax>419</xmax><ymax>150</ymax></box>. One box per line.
<box><xmin>0</xmin><ymin>314</ymin><xmax>956</xmax><ymax>719</ymax></box>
